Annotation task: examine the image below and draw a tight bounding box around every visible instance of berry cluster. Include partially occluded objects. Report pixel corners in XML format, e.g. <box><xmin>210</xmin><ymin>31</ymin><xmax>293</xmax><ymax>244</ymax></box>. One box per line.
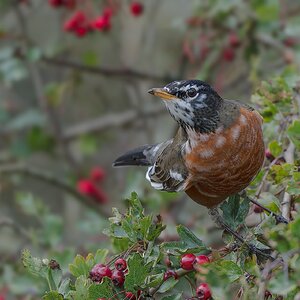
<box><xmin>89</xmin><ymin>258</ymin><xmax>141</xmax><ymax>299</ymax></box>
<box><xmin>77</xmin><ymin>167</ymin><xmax>107</xmax><ymax>204</ymax></box>
<box><xmin>162</xmin><ymin>253</ymin><xmax>212</xmax><ymax>299</ymax></box>
<box><xmin>48</xmin><ymin>1</ymin><xmax>144</xmax><ymax>38</ymax></box>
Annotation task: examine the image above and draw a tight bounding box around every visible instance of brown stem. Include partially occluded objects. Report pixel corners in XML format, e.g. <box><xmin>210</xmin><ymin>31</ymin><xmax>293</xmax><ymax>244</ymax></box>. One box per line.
<box><xmin>0</xmin><ymin>163</ymin><xmax>110</xmax><ymax>218</ymax></box>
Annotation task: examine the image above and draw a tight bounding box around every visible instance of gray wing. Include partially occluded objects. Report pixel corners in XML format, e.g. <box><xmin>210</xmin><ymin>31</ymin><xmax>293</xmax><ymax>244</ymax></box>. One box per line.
<box><xmin>146</xmin><ymin>128</ymin><xmax>189</xmax><ymax>192</ymax></box>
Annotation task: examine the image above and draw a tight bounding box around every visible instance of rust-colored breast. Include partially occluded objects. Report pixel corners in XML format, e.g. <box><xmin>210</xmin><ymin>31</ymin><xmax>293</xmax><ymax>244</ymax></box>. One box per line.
<box><xmin>184</xmin><ymin>107</ymin><xmax>265</xmax><ymax>208</ymax></box>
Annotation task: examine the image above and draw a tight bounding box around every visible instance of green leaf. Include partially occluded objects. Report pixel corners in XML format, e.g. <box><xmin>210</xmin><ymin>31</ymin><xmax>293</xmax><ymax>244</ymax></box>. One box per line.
<box><xmin>69</xmin><ymin>255</ymin><xmax>90</xmax><ymax>277</ymax></box>
<box><xmin>94</xmin><ymin>249</ymin><xmax>109</xmax><ymax>265</ymax></box>
<box><xmin>176</xmin><ymin>225</ymin><xmax>205</xmax><ymax>249</ymax></box>
<box><xmin>48</xmin><ymin>267</ymin><xmax>62</xmax><ymax>291</ymax></box>
<box><xmin>69</xmin><ymin>276</ymin><xmax>91</xmax><ymax>300</ymax></box>
<box><xmin>124</xmin><ymin>253</ymin><xmax>152</xmax><ymax>293</ymax></box>
<box><xmin>21</xmin><ymin>249</ymin><xmax>48</xmax><ymax>279</ymax></box>
<box><xmin>268</xmin><ymin>140</ymin><xmax>282</xmax><ymax>157</ymax></box>
<box><xmin>220</xmin><ymin>195</ymin><xmax>250</xmax><ymax>230</ymax></box>
<box><xmin>43</xmin><ymin>291</ymin><xmax>64</xmax><ymax>300</ymax></box>
<box><xmin>58</xmin><ymin>278</ymin><xmax>71</xmax><ymax>296</ymax></box>
<box><xmin>157</xmin><ymin>277</ymin><xmax>179</xmax><ymax>293</ymax></box>
<box><xmin>287</xmin><ymin>120</ymin><xmax>300</xmax><ymax>148</ymax></box>
<box><xmin>88</xmin><ymin>277</ymin><xmax>115</xmax><ymax>300</ymax></box>
<box><xmin>215</xmin><ymin>260</ymin><xmax>243</xmax><ymax>282</ymax></box>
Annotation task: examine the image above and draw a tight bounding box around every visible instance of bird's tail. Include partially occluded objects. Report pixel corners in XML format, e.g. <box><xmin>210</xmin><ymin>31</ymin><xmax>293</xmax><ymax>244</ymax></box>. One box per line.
<box><xmin>113</xmin><ymin>144</ymin><xmax>159</xmax><ymax>167</ymax></box>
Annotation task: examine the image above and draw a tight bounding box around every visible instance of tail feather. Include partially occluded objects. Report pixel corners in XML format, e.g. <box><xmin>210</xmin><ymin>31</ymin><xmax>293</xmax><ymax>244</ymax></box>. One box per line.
<box><xmin>113</xmin><ymin>144</ymin><xmax>158</xmax><ymax>167</ymax></box>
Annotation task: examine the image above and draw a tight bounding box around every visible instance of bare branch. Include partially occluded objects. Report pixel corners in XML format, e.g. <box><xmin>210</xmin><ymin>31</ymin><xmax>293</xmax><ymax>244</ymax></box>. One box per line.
<box><xmin>0</xmin><ymin>164</ymin><xmax>110</xmax><ymax>218</ymax></box>
<box><xmin>41</xmin><ymin>56</ymin><xmax>173</xmax><ymax>82</ymax></box>
<box><xmin>63</xmin><ymin>105</ymin><xmax>166</xmax><ymax>140</ymax></box>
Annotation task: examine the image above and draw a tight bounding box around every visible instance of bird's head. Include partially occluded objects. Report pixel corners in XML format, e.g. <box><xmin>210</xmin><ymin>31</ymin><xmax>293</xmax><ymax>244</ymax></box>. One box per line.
<box><xmin>148</xmin><ymin>79</ymin><xmax>223</xmax><ymax>133</ymax></box>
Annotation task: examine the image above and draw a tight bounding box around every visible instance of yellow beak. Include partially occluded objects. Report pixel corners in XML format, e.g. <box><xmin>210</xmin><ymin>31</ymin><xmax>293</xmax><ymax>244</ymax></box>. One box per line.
<box><xmin>148</xmin><ymin>88</ymin><xmax>176</xmax><ymax>101</ymax></box>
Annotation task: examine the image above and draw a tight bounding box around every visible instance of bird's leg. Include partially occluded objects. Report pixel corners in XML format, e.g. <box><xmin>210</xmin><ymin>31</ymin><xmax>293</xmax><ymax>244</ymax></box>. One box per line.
<box><xmin>239</xmin><ymin>191</ymin><xmax>289</xmax><ymax>224</ymax></box>
<box><xmin>208</xmin><ymin>208</ymin><xmax>274</xmax><ymax>261</ymax></box>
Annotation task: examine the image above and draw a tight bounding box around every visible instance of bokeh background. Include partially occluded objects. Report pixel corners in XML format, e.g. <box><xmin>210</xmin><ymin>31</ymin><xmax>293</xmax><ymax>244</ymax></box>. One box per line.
<box><xmin>0</xmin><ymin>0</ymin><xmax>300</xmax><ymax>298</ymax></box>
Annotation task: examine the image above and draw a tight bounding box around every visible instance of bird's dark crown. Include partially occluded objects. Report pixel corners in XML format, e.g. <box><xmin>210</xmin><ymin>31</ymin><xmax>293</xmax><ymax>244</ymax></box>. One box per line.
<box><xmin>164</xmin><ymin>79</ymin><xmax>215</xmax><ymax>100</ymax></box>
<box><xmin>162</xmin><ymin>80</ymin><xmax>223</xmax><ymax>133</ymax></box>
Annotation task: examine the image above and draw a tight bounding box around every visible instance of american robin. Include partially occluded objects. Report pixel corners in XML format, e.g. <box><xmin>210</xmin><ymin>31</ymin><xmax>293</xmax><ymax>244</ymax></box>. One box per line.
<box><xmin>113</xmin><ymin>79</ymin><xmax>265</xmax><ymax>209</ymax></box>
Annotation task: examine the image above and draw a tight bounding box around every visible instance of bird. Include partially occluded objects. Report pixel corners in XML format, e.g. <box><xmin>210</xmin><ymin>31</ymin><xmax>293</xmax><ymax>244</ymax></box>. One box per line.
<box><xmin>113</xmin><ymin>79</ymin><xmax>265</xmax><ymax>210</ymax></box>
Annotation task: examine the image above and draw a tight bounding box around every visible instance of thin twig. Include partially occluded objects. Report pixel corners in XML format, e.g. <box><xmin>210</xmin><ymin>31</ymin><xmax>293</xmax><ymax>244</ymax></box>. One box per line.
<box><xmin>63</xmin><ymin>105</ymin><xmax>166</xmax><ymax>140</ymax></box>
<box><xmin>0</xmin><ymin>164</ymin><xmax>110</xmax><ymax>218</ymax></box>
<box><xmin>41</xmin><ymin>56</ymin><xmax>173</xmax><ymax>82</ymax></box>
<box><xmin>0</xmin><ymin>217</ymin><xmax>31</xmax><ymax>241</ymax></box>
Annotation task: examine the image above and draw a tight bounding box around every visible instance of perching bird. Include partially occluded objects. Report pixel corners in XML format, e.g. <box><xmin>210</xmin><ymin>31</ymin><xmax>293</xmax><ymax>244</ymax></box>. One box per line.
<box><xmin>113</xmin><ymin>80</ymin><xmax>265</xmax><ymax>209</ymax></box>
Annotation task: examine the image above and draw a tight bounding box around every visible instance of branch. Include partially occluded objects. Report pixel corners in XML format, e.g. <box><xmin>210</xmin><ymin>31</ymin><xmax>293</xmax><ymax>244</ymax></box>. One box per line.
<box><xmin>0</xmin><ymin>164</ymin><xmax>110</xmax><ymax>218</ymax></box>
<box><xmin>41</xmin><ymin>56</ymin><xmax>173</xmax><ymax>82</ymax></box>
<box><xmin>63</xmin><ymin>105</ymin><xmax>166</xmax><ymax>140</ymax></box>
<box><xmin>0</xmin><ymin>216</ymin><xmax>31</xmax><ymax>241</ymax></box>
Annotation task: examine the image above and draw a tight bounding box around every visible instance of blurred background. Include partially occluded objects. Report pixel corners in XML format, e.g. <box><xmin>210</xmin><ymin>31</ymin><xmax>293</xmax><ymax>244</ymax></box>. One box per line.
<box><xmin>0</xmin><ymin>0</ymin><xmax>300</xmax><ymax>298</ymax></box>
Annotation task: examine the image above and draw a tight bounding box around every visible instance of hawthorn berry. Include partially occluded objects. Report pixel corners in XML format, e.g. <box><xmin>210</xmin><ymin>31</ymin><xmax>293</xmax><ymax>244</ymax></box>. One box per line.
<box><xmin>222</xmin><ymin>47</ymin><xmax>235</xmax><ymax>61</ymax></box>
<box><xmin>77</xmin><ymin>179</ymin><xmax>107</xmax><ymax>203</ymax></box>
<box><xmin>194</xmin><ymin>254</ymin><xmax>210</xmax><ymax>265</ymax></box>
<box><xmin>229</xmin><ymin>32</ymin><xmax>241</xmax><ymax>48</ymax></box>
<box><xmin>196</xmin><ymin>282</ymin><xmax>212</xmax><ymax>300</ymax></box>
<box><xmin>163</xmin><ymin>269</ymin><xmax>178</xmax><ymax>281</ymax></box>
<box><xmin>253</xmin><ymin>204</ymin><xmax>264</xmax><ymax>214</ymax></box>
<box><xmin>49</xmin><ymin>0</ymin><xmax>64</xmax><ymax>7</ymax></box>
<box><xmin>265</xmin><ymin>149</ymin><xmax>275</xmax><ymax>161</ymax></box>
<box><xmin>180</xmin><ymin>253</ymin><xmax>196</xmax><ymax>270</ymax></box>
<box><xmin>130</xmin><ymin>2</ymin><xmax>144</xmax><ymax>17</ymax></box>
<box><xmin>89</xmin><ymin>264</ymin><xmax>112</xmax><ymax>282</ymax></box>
<box><xmin>63</xmin><ymin>11</ymin><xmax>86</xmax><ymax>31</ymax></box>
<box><xmin>283</xmin><ymin>37</ymin><xmax>297</xmax><ymax>47</ymax></box>
<box><xmin>92</xmin><ymin>15</ymin><xmax>111</xmax><ymax>32</ymax></box>
<box><xmin>111</xmin><ymin>270</ymin><xmax>125</xmax><ymax>286</ymax></box>
<box><xmin>114</xmin><ymin>258</ymin><xmax>127</xmax><ymax>271</ymax></box>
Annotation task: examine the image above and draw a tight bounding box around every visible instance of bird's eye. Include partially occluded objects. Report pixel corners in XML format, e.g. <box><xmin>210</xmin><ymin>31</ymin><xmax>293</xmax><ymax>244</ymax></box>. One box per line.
<box><xmin>187</xmin><ymin>88</ymin><xmax>197</xmax><ymax>98</ymax></box>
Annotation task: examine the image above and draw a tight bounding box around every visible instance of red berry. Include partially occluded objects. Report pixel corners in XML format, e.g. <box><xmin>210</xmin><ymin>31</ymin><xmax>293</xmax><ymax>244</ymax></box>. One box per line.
<box><xmin>253</xmin><ymin>204</ymin><xmax>264</xmax><ymax>214</ymax></box>
<box><xmin>229</xmin><ymin>32</ymin><xmax>241</xmax><ymax>48</ymax></box>
<box><xmin>89</xmin><ymin>264</ymin><xmax>112</xmax><ymax>282</ymax></box>
<box><xmin>77</xmin><ymin>179</ymin><xmax>107</xmax><ymax>203</ymax></box>
<box><xmin>115</xmin><ymin>258</ymin><xmax>127</xmax><ymax>271</ymax></box>
<box><xmin>63</xmin><ymin>11</ymin><xmax>86</xmax><ymax>32</ymax></box>
<box><xmin>48</xmin><ymin>0</ymin><xmax>63</xmax><ymax>7</ymax></box>
<box><xmin>130</xmin><ymin>2</ymin><xmax>143</xmax><ymax>17</ymax></box>
<box><xmin>163</xmin><ymin>269</ymin><xmax>178</xmax><ymax>281</ymax></box>
<box><xmin>196</xmin><ymin>282</ymin><xmax>212</xmax><ymax>300</ymax></box>
<box><xmin>0</xmin><ymin>295</ymin><xmax>5</xmax><ymax>300</ymax></box>
<box><xmin>283</xmin><ymin>37</ymin><xmax>297</xmax><ymax>47</ymax></box>
<box><xmin>180</xmin><ymin>253</ymin><xmax>196</xmax><ymax>270</ymax></box>
<box><xmin>125</xmin><ymin>292</ymin><xmax>136</xmax><ymax>300</ymax></box>
<box><xmin>195</xmin><ymin>255</ymin><xmax>210</xmax><ymax>265</ymax></box>
<box><xmin>90</xmin><ymin>167</ymin><xmax>105</xmax><ymax>182</ymax></box>
<box><xmin>222</xmin><ymin>47</ymin><xmax>235</xmax><ymax>61</ymax></box>
<box><xmin>111</xmin><ymin>270</ymin><xmax>125</xmax><ymax>286</ymax></box>
<box><xmin>92</xmin><ymin>15</ymin><xmax>111</xmax><ymax>31</ymax></box>
<box><xmin>75</xmin><ymin>27</ymin><xmax>88</xmax><ymax>37</ymax></box>
<box><xmin>265</xmin><ymin>149</ymin><xmax>275</xmax><ymax>161</ymax></box>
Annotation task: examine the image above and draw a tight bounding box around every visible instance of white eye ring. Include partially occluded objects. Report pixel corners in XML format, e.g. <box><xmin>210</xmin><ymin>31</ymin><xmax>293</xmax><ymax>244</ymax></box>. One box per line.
<box><xmin>187</xmin><ymin>88</ymin><xmax>198</xmax><ymax>99</ymax></box>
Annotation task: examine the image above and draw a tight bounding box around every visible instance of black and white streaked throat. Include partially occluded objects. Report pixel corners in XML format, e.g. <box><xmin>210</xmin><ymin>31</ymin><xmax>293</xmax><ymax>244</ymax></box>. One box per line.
<box><xmin>148</xmin><ymin>80</ymin><xmax>223</xmax><ymax>134</ymax></box>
